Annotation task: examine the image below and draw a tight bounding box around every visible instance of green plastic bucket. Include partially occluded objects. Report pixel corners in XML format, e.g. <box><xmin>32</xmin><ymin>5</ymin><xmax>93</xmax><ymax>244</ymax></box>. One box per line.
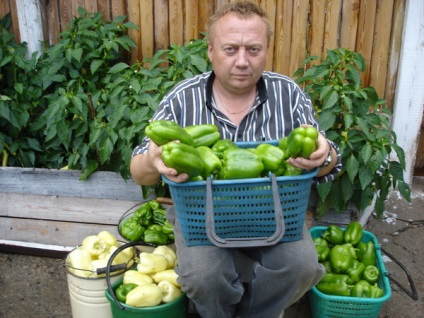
<box><xmin>105</xmin><ymin>277</ymin><xmax>188</xmax><ymax>318</ymax></box>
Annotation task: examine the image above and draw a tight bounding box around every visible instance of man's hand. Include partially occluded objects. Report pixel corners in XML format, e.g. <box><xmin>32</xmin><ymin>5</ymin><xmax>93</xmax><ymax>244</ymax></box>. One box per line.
<box><xmin>287</xmin><ymin>131</ymin><xmax>331</xmax><ymax>171</ymax></box>
<box><xmin>148</xmin><ymin>141</ymin><xmax>189</xmax><ymax>183</ymax></box>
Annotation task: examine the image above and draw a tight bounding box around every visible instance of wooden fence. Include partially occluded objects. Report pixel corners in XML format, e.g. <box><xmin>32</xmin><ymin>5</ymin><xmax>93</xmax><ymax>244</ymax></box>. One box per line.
<box><xmin>1</xmin><ymin>0</ymin><xmax>405</xmax><ymax>110</ymax></box>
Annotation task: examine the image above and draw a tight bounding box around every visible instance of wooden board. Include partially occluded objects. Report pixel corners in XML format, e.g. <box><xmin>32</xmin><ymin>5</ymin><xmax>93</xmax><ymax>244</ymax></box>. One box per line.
<box><xmin>0</xmin><ymin>168</ymin><xmax>142</xmax><ymax>252</ymax></box>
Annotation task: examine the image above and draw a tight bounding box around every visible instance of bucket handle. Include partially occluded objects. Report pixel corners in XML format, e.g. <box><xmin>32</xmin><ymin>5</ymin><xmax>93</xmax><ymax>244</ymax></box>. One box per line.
<box><xmin>205</xmin><ymin>173</ymin><xmax>285</xmax><ymax>248</ymax></box>
<box><xmin>381</xmin><ymin>247</ymin><xmax>419</xmax><ymax>300</ymax></box>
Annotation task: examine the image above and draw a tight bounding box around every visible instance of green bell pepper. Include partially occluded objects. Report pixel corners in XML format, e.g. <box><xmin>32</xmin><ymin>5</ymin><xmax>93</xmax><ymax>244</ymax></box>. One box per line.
<box><xmin>152</xmin><ymin>208</ymin><xmax>167</xmax><ymax>226</ymax></box>
<box><xmin>347</xmin><ymin>260</ymin><xmax>366</xmax><ymax>284</ymax></box>
<box><xmin>286</xmin><ymin>126</ymin><xmax>318</xmax><ymax>159</ymax></box>
<box><xmin>322</xmin><ymin>225</ymin><xmax>345</xmax><ymax>245</ymax></box>
<box><xmin>134</xmin><ymin>202</ymin><xmax>153</xmax><ymax>227</ymax></box>
<box><xmin>143</xmin><ymin>228</ymin><xmax>169</xmax><ymax>245</ymax></box>
<box><xmin>316</xmin><ymin>273</ymin><xmax>353</xmax><ymax>296</ymax></box>
<box><xmin>162</xmin><ymin>141</ymin><xmax>205</xmax><ymax>179</ymax></box>
<box><xmin>330</xmin><ymin>244</ymin><xmax>355</xmax><ymax>274</ymax></box>
<box><xmin>161</xmin><ymin>220</ymin><xmax>174</xmax><ymax>236</ymax></box>
<box><xmin>220</xmin><ymin>148</ymin><xmax>264</xmax><ymax>179</ymax></box>
<box><xmin>363</xmin><ymin>265</ymin><xmax>380</xmax><ymax>284</ymax></box>
<box><xmin>277</xmin><ymin>136</ymin><xmax>289</xmax><ymax>159</ymax></box>
<box><xmin>313</xmin><ymin>237</ymin><xmax>331</xmax><ymax>262</ymax></box>
<box><xmin>321</xmin><ymin>260</ymin><xmax>333</xmax><ymax>273</ymax></box>
<box><xmin>145</xmin><ymin>120</ymin><xmax>193</xmax><ymax>146</ymax></box>
<box><xmin>356</xmin><ymin>241</ymin><xmax>376</xmax><ymax>266</ymax></box>
<box><xmin>184</xmin><ymin>124</ymin><xmax>221</xmax><ymax>148</ymax></box>
<box><xmin>351</xmin><ymin>280</ymin><xmax>383</xmax><ymax>298</ymax></box>
<box><xmin>197</xmin><ymin>145</ymin><xmax>223</xmax><ymax>179</ymax></box>
<box><xmin>120</xmin><ymin>217</ymin><xmax>145</xmax><ymax>242</ymax></box>
<box><xmin>283</xmin><ymin>162</ymin><xmax>303</xmax><ymax>176</ymax></box>
<box><xmin>211</xmin><ymin>139</ymin><xmax>237</xmax><ymax>159</ymax></box>
<box><xmin>344</xmin><ymin>221</ymin><xmax>363</xmax><ymax>245</ymax></box>
<box><xmin>255</xmin><ymin>143</ymin><xmax>285</xmax><ymax>174</ymax></box>
<box><xmin>319</xmin><ymin>273</ymin><xmax>353</xmax><ymax>285</ymax></box>
<box><xmin>115</xmin><ymin>283</ymin><xmax>138</xmax><ymax>303</ymax></box>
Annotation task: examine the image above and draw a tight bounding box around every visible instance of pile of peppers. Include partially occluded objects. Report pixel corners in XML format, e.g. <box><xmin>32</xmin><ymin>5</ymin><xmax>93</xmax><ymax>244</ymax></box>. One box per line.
<box><xmin>313</xmin><ymin>221</ymin><xmax>384</xmax><ymax>298</ymax></box>
<box><xmin>119</xmin><ymin>200</ymin><xmax>174</xmax><ymax>245</ymax></box>
<box><xmin>144</xmin><ymin>120</ymin><xmax>318</xmax><ymax>181</ymax></box>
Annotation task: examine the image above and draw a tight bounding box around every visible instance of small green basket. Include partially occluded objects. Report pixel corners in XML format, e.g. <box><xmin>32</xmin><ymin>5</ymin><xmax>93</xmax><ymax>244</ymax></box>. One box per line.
<box><xmin>309</xmin><ymin>226</ymin><xmax>391</xmax><ymax>318</ymax></box>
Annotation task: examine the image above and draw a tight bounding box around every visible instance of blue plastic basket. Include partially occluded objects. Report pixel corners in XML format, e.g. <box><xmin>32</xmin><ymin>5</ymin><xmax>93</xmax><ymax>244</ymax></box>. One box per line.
<box><xmin>163</xmin><ymin>141</ymin><xmax>318</xmax><ymax>247</ymax></box>
<box><xmin>309</xmin><ymin>226</ymin><xmax>392</xmax><ymax>318</ymax></box>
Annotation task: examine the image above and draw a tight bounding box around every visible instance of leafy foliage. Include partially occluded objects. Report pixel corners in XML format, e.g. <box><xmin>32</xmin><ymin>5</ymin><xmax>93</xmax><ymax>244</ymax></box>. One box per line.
<box><xmin>294</xmin><ymin>48</ymin><xmax>411</xmax><ymax>217</ymax></box>
<box><xmin>0</xmin><ymin>8</ymin><xmax>211</xmax><ymax>180</ymax></box>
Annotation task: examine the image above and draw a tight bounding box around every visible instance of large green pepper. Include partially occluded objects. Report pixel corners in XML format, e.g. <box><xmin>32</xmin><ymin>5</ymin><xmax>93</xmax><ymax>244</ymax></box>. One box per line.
<box><xmin>134</xmin><ymin>202</ymin><xmax>153</xmax><ymax>227</ymax></box>
<box><xmin>197</xmin><ymin>146</ymin><xmax>223</xmax><ymax>179</ymax></box>
<box><xmin>145</xmin><ymin>120</ymin><xmax>193</xmax><ymax>146</ymax></box>
<box><xmin>344</xmin><ymin>221</ymin><xmax>363</xmax><ymax>245</ymax></box>
<box><xmin>220</xmin><ymin>148</ymin><xmax>264</xmax><ymax>179</ymax></box>
<box><xmin>283</xmin><ymin>162</ymin><xmax>303</xmax><ymax>176</ymax></box>
<box><xmin>313</xmin><ymin>237</ymin><xmax>331</xmax><ymax>262</ymax></box>
<box><xmin>316</xmin><ymin>273</ymin><xmax>353</xmax><ymax>296</ymax></box>
<box><xmin>330</xmin><ymin>244</ymin><xmax>355</xmax><ymax>273</ymax></box>
<box><xmin>255</xmin><ymin>143</ymin><xmax>285</xmax><ymax>175</ymax></box>
<box><xmin>321</xmin><ymin>260</ymin><xmax>333</xmax><ymax>273</ymax></box>
<box><xmin>143</xmin><ymin>228</ymin><xmax>169</xmax><ymax>245</ymax></box>
<box><xmin>277</xmin><ymin>136</ymin><xmax>289</xmax><ymax>159</ymax></box>
<box><xmin>115</xmin><ymin>283</ymin><xmax>138</xmax><ymax>303</ymax></box>
<box><xmin>152</xmin><ymin>208</ymin><xmax>167</xmax><ymax>226</ymax></box>
<box><xmin>286</xmin><ymin>126</ymin><xmax>318</xmax><ymax>159</ymax></box>
<box><xmin>322</xmin><ymin>225</ymin><xmax>345</xmax><ymax>245</ymax></box>
<box><xmin>347</xmin><ymin>260</ymin><xmax>366</xmax><ymax>284</ymax></box>
<box><xmin>120</xmin><ymin>218</ymin><xmax>145</xmax><ymax>242</ymax></box>
<box><xmin>356</xmin><ymin>241</ymin><xmax>376</xmax><ymax>266</ymax></box>
<box><xmin>351</xmin><ymin>280</ymin><xmax>383</xmax><ymax>298</ymax></box>
<box><xmin>184</xmin><ymin>124</ymin><xmax>221</xmax><ymax>148</ymax></box>
<box><xmin>363</xmin><ymin>265</ymin><xmax>380</xmax><ymax>284</ymax></box>
<box><xmin>162</xmin><ymin>141</ymin><xmax>204</xmax><ymax>179</ymax></box>
<box><xmin>211</xmin><ymin>139</ymin><xmax>237</xmax><ymax>159</ymax></box>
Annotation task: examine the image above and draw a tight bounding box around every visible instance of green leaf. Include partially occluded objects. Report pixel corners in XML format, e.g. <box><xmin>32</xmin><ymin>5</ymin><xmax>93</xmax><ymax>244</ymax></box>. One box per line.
<box><xmin>358</xmin><ymin>166</ymin><xmax>373</xmax><ymax>190</ymax></box>
<box><xmin>360</xmin><ymin>143</ymin><xmax>373</xmax><ymax>164</ymax></box>
<box><xmin>356</xmin><ymin>117</ymin><xmax>375</xmax><ymax>141</ymax></box>
<box><xmin>346</xmin><ymin>155</ymin><xmax>359</xmax><ymax>183</ymax></box>
<box><xmin>108</xmin><ymin>62</ymin><xmax>129</xmax><ymax>74</ymax></box>
<box><xmin>79</xmin><ymin>160</ymin><xmax>99</xmax><ymax>181</ymax></box>
<box><xmin>322</xmin><ymin>91</ymin><xmax>339</xmax><ymax>109</ymax></box>
<box><xmin>90</xmin><ymin>59</ymin><xmax>103</xmax><ymax>74</ymax></box>
<box><xmin>317</xmin><ymin>110</ymin><xmax>336</xmax><ymax>131</ymax></box>
<box><xmin>316</xmin><ymin>182</ymin><xmax>332</xmax><ymax>201</ymax></box>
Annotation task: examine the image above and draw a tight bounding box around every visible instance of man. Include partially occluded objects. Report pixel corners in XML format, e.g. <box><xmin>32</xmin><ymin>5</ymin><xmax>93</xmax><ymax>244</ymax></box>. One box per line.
<box><xmin>130</xmin><ymin>2</ymin><xmax>341</xmax><ymax>317</ymax></box>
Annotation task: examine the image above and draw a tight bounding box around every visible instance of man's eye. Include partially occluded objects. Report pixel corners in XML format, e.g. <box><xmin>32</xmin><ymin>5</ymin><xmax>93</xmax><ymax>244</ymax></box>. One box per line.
<box><xmin>249</xmin><ymin>47</ymin><xmax>261</xmax><ymax>54</ymax></box>
<box><xmin>224</xmin><ymin>47</ymin><xmax>236</xmax><ymax>54</ymax></box>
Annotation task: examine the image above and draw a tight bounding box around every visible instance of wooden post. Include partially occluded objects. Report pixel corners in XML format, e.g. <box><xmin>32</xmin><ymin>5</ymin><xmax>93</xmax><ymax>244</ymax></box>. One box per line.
<box><xmin>15</xmin><ymin>0</ymin><xmax>44</xmax><ymax>57</ymax></box>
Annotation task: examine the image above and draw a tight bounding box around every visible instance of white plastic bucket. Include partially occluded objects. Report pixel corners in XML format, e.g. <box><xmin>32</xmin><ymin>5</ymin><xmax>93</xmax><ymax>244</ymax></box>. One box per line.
<box><xmin>67</xmin><ymin>270</ymin><xmax>124</xmax><ymax>318</ymax></box>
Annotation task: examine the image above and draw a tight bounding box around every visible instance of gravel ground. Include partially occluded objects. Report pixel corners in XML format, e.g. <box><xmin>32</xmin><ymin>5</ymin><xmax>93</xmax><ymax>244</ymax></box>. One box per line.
<box><xmin>1</xmin><ymin>177</ymin><xmax>422</xmax><ymax>318</ymax></box>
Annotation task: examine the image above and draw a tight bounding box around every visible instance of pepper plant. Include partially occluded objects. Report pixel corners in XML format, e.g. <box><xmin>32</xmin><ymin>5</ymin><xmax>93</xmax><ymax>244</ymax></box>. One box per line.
<box><xmin>0</xmin><ymin>9</ymin><xmax>211</xmax><ymax>181</ymax></box>
<box><xmin>294</xmin><ymin>48</ymin><xmax>411</xmax><ymax>217</ymax></box>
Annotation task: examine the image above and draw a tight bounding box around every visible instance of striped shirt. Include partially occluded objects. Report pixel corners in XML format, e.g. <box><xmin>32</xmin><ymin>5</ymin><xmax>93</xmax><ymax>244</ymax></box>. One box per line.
<box><xmin>132</xmin><ymin>71</ymin><xmax>341</xmax><ymax>184</ymax></box>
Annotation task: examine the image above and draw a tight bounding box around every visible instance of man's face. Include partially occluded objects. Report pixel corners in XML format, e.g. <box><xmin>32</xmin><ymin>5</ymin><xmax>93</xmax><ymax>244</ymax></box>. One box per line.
<box><xmin>208</xmin><ymin>13</ymin><xmax>268</xmax><ymax>94</ymax></box>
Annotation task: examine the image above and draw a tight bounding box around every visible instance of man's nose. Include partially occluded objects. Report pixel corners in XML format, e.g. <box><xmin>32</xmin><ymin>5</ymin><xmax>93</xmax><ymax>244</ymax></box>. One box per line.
<box><xmin>235</xmin><ymin>48</ymin><xmax>249</xmax><ymax>67</ymax></box>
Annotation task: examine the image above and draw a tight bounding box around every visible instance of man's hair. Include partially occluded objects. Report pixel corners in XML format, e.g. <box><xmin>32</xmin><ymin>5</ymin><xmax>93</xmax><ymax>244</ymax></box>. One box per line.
<box><xmin>206</xmin><ymin>1</ymin><xmax>273</xmax><ymax>46</ymax></box>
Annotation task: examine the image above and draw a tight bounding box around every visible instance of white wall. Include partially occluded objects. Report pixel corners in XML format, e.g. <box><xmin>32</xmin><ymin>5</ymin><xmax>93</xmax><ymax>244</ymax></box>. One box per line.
<box><xmin>392</xmin><ymin>0</ymin><xmax>424</xmax><ymax>184</ymax></box>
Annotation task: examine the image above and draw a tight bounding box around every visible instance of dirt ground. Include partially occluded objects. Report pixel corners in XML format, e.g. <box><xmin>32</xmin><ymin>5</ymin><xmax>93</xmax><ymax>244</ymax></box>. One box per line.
<box><xmin>0</xmin><ymin>177</ymin><xmax>423</xmax><ymax>318</ymax></box>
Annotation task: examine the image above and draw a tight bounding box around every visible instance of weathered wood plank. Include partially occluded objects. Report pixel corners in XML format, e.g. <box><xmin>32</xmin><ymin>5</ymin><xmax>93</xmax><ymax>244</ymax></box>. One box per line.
<box><xmin>0</xmin><ymin>167</ymin><xmax>141</xmax><ymax>201</ymax></box>
<box><xmin>323</xmin><ymin>0</ymin><xmax>342</xmax><ymax>51</ymax></box>
<box><xmin>273</xmin><ymin>0</ymin><xmax>293</xmax><ymax>76</ymax></box>
<box><xmin>0</xmin><ymin>192</ymin><xmax>140</xmax><ymax>224</ymax></box>
<box><xmin>340</xmin><ymin>0</ymin><xmax>360</xmax><ymax>50</ymax></box>
<box><xmin>369</xmin><ymin>0</ymin><xmax>394</xmax><ymax>98</ymax></box>
<box><xmin>140</xmin><ymin>0</ymin><xmax>154</xmax><ymax>59</ymax></box>
<box><xmin>384</xmin><ymin>0</ymin><xmax>405</xmax><ymax>110</ymax></box>
<box><xmin>289</xmin><ymin>0</ymin><xmax>309</xmax><ymax>76</ymax></box>
<box><xmin>154</xmin><ymin>0</ymin><xmax>169</xmax><ymax>51</ymax></box>
<box><xmin>355</xmin><ymin>0</ymin><xmax>377</xmax><ymax>85</ymax></box>
<box><xmin>127</xmin><ymin>0</ymin><xmax>141</xmax><ymax>63</ymax></box>
<box><xmin>309</xmin><ymin>0</ymin><xmax>326</xmax><ymax>60</ymax></box>
<box><xmin>0</xmin><ymin>216</ymin><xmax>121</xmax><ymax>247</ymax></box>
<box><xmin>169</xmin><ymin>0</ymin><xmax>184</xmax><ymax>45</ymax></box>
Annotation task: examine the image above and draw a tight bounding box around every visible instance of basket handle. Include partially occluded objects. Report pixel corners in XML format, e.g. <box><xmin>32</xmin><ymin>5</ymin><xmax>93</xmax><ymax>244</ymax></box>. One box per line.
<box><xmin>205</xmin><ymin>173</ymin><xmax>285</xmax><ymax>248</ymax></box>
<box><xmin>380</xmin><ymin>246</ymin><xmax>419</xmax><ymax>300</ymax></box>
